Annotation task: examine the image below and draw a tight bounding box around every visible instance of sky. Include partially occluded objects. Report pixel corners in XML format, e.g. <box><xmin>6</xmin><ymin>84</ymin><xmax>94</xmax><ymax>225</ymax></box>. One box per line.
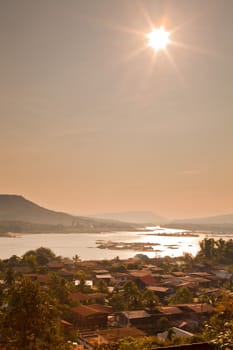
<box><xmin>0</xmin><ymin>0</ymin><xmax>233</xmax><ymax>219</ymax></box>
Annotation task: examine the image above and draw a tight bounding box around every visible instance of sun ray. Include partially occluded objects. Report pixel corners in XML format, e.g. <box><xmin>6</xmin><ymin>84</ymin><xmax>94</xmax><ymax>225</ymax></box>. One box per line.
<box><xmin>78</xmin><ymin>4</ymin><xmax>219</xmax><ymax>86</ymax></box>
<box><xmin>171</xmin><ymin>40</ymin><xmax>221</xmax><ymax>58</ymax></box>
<box><xmin>134</xmin><ymin>0</ymin><xmax>156</xmax><ymax>30</ymax></box>
<box><xmin>164</xmin><ymin>49</ymin><xmax>185</xmax><ymax>84</ymax></box>
<box><xmin>119</xmin><ymin>43</ymin><xmax>148</xmax><ymax>64</ymax></box>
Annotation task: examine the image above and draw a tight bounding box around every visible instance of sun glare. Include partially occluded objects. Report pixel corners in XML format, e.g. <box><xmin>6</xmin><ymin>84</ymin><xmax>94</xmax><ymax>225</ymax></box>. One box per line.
<box><xmin>147</xmin><ymin>27</ymin><xmax>170</xmax><ymax>51</ymax></box>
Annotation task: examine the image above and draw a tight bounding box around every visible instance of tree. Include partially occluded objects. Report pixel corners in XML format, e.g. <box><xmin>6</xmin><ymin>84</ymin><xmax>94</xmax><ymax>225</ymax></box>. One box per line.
<box><xmin>23</xmin><ymin>247</ymin><xmax>56</xmax><ymax>266</ymax></box>
<box><xmin>0</xmin><ymin>278</ymin><xmax>67</xmax><ymax>349</ymax></box>
<box><xmin>48</xmin><ymin>273</ymin><xmax>71</xmax><ymax>305</ymax></box>
<box><xmin>35</xmin><ymin>247</ymin><xmax>56</xmax><ymax>265</ymax></box>
<box><xmin>6</xmin><ymin>254</ymin><xmax>21</xmax><ymax>267</ymax></box>
<box><xmin>157</xmin><ymin>317</ymin><xmax>169</xmax><ymax>331</ymax></box>
<box><xmin>203</xmin><ymin>291</ymin><xmax>233</xmax><ymax>349</ymax></box>
<box><xmin>23</xmin><ymin>254</ymin><xmax>38</xmax><ymax>271</ymax></box>
<box><xmin>182</xmin><ymin>253</ymin><xmax>194</xmax><ymax>270</ymax></box>
<box><xmin>142</xmin><ymin>289</ymin><xmax>160</xmax><ymax>311</ymax></box>
<box><xmin>4</xmin><ymin>268</ymin><xmax>16</xmax><ymax>286</ymax></box>
<box><xmin>97</xmin><ymin>279</ymin><xmax>108</xmax><ymax>293</ymax></box>
<box><xmin>199</xmin><ymin>238</ymin><xmax>216</xmax><ymax>261</ymax></box>
<box><xmin>72</xmin><ymin>254</ymin><xmax>81</xmax><ymax>267</ymax></box>
<box><xmin>109</xmin><ymin>293</ymin><xmax>126</xmax><ymax>311</ymax></box>
<box><xmin>123</xmin><ymin>281</ymin><xmax>142</xmax><ymax>310</ymax></box>
<box><xmin>197</xmin><ymin>238</ymin><xmax>233</xmax><ymax>265</ymax></box>
<box><xmin>170</xmin><ymin>286</ymin><xmax>193</xmax><ymax>304</ymax></box>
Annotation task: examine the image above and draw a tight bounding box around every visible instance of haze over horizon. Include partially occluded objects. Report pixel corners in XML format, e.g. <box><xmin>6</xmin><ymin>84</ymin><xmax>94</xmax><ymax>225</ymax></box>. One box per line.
<box><xmin>1</xmin><ymin>0</ymin><xmax>233</xmax><ymax>219</ymax></box>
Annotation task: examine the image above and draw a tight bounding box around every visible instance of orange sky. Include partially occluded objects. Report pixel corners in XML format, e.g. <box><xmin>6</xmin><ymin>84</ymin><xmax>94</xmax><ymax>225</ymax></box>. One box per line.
<box><xmin>0</xmin><ymin>0</ymin><xmax>233</xmax><ymax>219</ymax></box>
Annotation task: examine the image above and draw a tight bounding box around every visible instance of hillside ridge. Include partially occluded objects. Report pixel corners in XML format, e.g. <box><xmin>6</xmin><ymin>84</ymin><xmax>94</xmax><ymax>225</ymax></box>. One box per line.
<box><xmin>0</xmin><ymin>195</ymin><xmax>135</xmax><ymax>232</ymax></box>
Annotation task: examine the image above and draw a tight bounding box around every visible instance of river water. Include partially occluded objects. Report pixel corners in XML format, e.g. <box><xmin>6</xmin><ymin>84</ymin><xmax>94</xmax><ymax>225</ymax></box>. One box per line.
<box><xmin>0</xmin><ymin>227</ymin><xmax>230</xmax><ymax>260</ymax></box>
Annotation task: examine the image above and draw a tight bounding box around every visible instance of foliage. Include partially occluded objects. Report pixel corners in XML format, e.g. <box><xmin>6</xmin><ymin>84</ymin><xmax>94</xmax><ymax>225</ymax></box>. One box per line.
<box><xmin>23</xmin><ymin>253</ymin><xmax>38</xmax><ymax>271</ymax></box>
<box><xmin>109</xmin><ymin>293</ymin><xmax>127</xmax><ymax>311</ymax></box>
<box><xmin>142</xmin><ymin>289</ymin><xmax>160</xmax><ymax>311</ymax></box>
<box><xmin>110</xmin><ymin>264</ymin><xmax>127</xmax><ymax>273</ymax></box>
<box><xmin>5</xmin><ymin>254</ymin><xmax>22</xmax><ymax>267</ymax></box>
<box><xmin>169</xmin><ymin>286</ymin><xmax>193</xmax><ymax>304</ymax></box>
<box><xmin>0</xmin><ymin>277</ymin><xmax>67</xmax><ymax>349</ymax></box>
<box><xmin>4</xmin><ymin>268</ymin><xmax>16</xmax><ymax>286</ymax></box>
<box><xmin>97</xmin><ymin>279</ymin><xmax>108</xmax><ymax>293</ymax></box>
<box><xmin>72</xmin><ymin>254</ymin><xmax>81</xmax><ymax>266</ymax></box>
<box><xmin>204</xmin><ymin>320</ymin><xmax>233</xmax><ymax>349</ymax></box>
<box><xmin>123</xmin><ymin>281</ymin><xmax>143</xmax><ymax>310</ymax></box>
<box><xmin>203</xmin><ymin>291</ymin><xmax>233</xmax><ymax>349</ymax></box>
<box><xmin>197</xmin><ymin>238</ymin><xmax>233</xmax><ymax>264</ymax></box>
<box><xmin>22</xmin><ymin>247</ymin><xmax>56</xmax><ymax>267</ymax></box>
<box><xmin>156</xmin><ymin>317</ymin><xmax>169</xmax><ymax>331</ymax></box>
<box><xmin>48</xmin><ymin>273</ymin><xmax>71</xmax><ymax>305</ymax></box>
<box><xmin>117</xmin><ymin>336</ymin><xmax>152</xmax><ymax>350</ymax></box>
<box><xmin>182</xmin><ymin>253</ymin><xmax>195</xmax><ymax>270</ymax></box>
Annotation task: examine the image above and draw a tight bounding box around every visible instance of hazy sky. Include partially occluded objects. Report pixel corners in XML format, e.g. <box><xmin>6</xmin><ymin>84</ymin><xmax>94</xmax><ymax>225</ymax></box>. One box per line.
<box><xmin>1</xmin><ymin>0</ymin><xmax>233</xmax><ymax>219</ymax></box>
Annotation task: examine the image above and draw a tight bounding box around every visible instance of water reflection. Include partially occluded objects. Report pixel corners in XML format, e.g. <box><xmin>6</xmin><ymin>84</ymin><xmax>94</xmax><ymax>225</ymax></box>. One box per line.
<box><xmin>0</xmin><ymin>227</ymin><xmax>227</xmax><ymax>260</ymax></box>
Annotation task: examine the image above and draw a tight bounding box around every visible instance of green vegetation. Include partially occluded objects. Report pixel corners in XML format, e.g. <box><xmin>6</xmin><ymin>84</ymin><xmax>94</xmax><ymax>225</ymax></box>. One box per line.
<box><xmin>169</xmin><ymin>286</ymin><xmax>193</xmax><ymax>304</ymax></box>
<box><xmin>0</xmin><ymin>278</ymin><xmax>67</xmax><ymax>349</ymax></box>
<box><xmin>197</xmin><ymin>238</ymin><xmax>233</xmax><ymax>264</ymax></box>
<box><xmin>203</xmin><ymin>291</ymin><xmax>233</xmax><ymax>349</ymax></box>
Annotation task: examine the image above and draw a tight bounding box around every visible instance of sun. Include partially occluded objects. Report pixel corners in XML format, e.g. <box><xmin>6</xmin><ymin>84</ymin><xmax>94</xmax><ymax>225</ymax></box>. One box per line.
<box><xmin>146</xmin><ymin>27</ymin><xmax>170</xmax><ymax>51</ymax></box>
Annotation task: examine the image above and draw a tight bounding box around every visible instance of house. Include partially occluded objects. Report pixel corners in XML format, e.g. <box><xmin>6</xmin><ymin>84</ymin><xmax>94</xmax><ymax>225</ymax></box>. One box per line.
<box><xmin>176</xmin><ymin>303</ymin><xmax>214</xmax><ymax>315</ymax></box>
<box><xmin>24</xmin><ymin>273</ymin><xmax>51</xmax><ymax>285</ymax></box>
<box><xmin>74</xmin><ymin>279</ymin><xmax>93</xmax><ymax>288</ymax></box>
<box><xmin>47</xmin><ymin>261</ymin><xmax>64</xmax><ymax>271</ymax></box>
<box><xmin>111</xmin><ymin>272</ymin><xmax>129</xmax><ymax>285</ymax></box>
<box><xmin>157</xmin><ymin>327</ymin><xmax>194</xmax><ymax>341</ymax></box>
<box><xmin>172</xmin><ymin>272</ymin><xmax>186</xmax><ymax>277</ymax></box>
<box><xmin>156</xmin><ymin>306</ymin><xmax>184</xmax><ymax>322</ymax></box>
<box><xmin>147</xmin><ymin>285</ymin><xmax>170</xmax><ymax>297</ymax></box>
<box><xmin>71</xmin><ymin>304</ymin><xmax>112</xmax><ymax>329</ymax></box>
<box><xmin>93</xmin><ymin>269</ymin><xmax>109</xmax><ymax>274</ymax></box>
<box><xmin>95</xmin><ymin>274</ymin><xmax>112</xmax><ymax>285</ymax></box>
<box><xmin>57</xmin><ymin>269</ymin><xmax>75</xmax><ymax>281</ymax></box>
<box><xmin>213</xmin><ymin>269</ymin><xmax>232</xmax><ymax>280</ymax></box>
<box><xmin>172</xmin><ymin>303</ymin><xmax>215</xmax><ymax>329</ymax></box>
<box><xmin>117</xmin><ymin>310</ymin><xmax>152</xmax><ymax>328</ymax></box>
<box><xmin>129</xmin><ymin>270</ymin><xmax>157</xmax><ymax>288</ymax></box>
<box><xmin>144</xmin><ymin>265</ymin><xmax>163</xmax><ymax>274</ymax></box>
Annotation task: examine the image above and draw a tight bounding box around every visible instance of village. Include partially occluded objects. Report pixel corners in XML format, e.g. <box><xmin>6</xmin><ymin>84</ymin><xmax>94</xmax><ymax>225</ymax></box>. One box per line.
<box><xmin>0</xmin><ymin>237</ymin><xmax>232</xmax><ymax>349</ymax></box>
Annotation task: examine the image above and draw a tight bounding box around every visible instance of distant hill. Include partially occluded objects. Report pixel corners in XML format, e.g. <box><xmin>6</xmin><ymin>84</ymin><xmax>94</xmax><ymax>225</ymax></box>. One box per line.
<box><xmin>94</xmin><ymin>211</ymin><xmax>167</xmax><ymax>225</ymax></box>
<box><xmin>0</xmin><ymin>195</ymin><xmax>135</xmax><ymax>233</ymax></box>
<box><xmin>174</xmin><ymin>213</ymin><xmax>233</xmax><ymax>225</ymax></box>
<box><xmin>168</xmin><ymin>213</ymin><xmax>233</xmax><ymax>233</ymax></box>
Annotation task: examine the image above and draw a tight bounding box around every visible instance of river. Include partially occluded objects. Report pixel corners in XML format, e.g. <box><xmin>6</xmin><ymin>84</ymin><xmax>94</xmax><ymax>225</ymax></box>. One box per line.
<box><xmin>0</xmin><ymin>227</ymin><xmax>231</xmax><ymax>260</ymax></box>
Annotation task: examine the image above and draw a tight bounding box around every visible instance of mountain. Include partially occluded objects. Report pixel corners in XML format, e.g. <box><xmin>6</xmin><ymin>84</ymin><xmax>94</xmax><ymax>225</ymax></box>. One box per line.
<box><xmin>93</xmin><ymin>211</ymin><xmax>167</xmax><ymax>224</ymax></box>
<box><xmin>0</xmin><ymin>195</ymin><xmax>135</xmax><ymax>232</ymax></box>
<box><xmin>167</xmin><ymin>213</ymin><xmax>233</xmax><ymax>233</ymax></box>
<box><xmin>174</xmin><ymin>213</ymin><xmax>233</xmax><ymax>225</ymax></box>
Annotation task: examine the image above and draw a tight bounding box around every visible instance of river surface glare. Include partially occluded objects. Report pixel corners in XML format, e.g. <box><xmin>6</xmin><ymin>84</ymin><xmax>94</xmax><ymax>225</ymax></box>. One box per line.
<box><xmin>0</xmin><ymin>227</ymin><xmax>229</xmax><ymax>260</ymax></box>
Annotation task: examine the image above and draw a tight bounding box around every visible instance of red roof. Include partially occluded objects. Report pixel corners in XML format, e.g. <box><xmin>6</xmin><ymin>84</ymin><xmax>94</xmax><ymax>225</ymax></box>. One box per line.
<box><xmin>148</xmin><ymin>286</ymin><xmax>169</xmax><ymax>293</ymax></box>
<box><xmin>157</xmin><ymin>306</ymin><xmax>183</xmax><ymax>315</ymax></box>
<box><xmin>178</xmin><ymin>303</ymin><xmax>214</xmax><ymax>313</ymax></box>
<box><xmin>72</xmin><ymin>304</ymin><xmax>112</xmax><ymax>317</ymax></box>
